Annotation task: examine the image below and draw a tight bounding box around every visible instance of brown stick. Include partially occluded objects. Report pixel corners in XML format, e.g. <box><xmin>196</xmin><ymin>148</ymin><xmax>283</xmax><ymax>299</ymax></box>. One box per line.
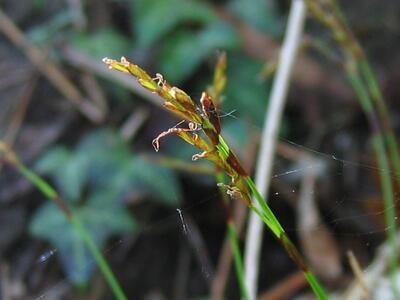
<box><xmin>81</xmin><ymin>73</ymin><xmax>108</xmax><ymax>115</ymax></box>
<box><xmin>4</xmin><ymin>74</ymin><xmax>37</xmax><ymax>146</ymax></box>
<box><xmin>347</xmin><ymin>250</ymin><xmax>371</xmax><ymax>300</ymax></box>
<box><xmin>120</xmin><ymin>107</ymin><xmax>150</xmax><ymax>141</ymax></box>
<box><xmin>62</xmin><ymin>46</ymin><xmax>163</xmax><ymax>107</ymax></box>
<box><xmin>0</xmin><ymin>9</ymin><xmax>103</xmax><ymax>123</ymax></box>
<box><xmin>258</xmin><ymin>271</ymin><xmax>307</xmax><ymax>300</ymax></box>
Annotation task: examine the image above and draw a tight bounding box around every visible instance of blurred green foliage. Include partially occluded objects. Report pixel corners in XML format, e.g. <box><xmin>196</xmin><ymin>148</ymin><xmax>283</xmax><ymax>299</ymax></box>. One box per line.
<box><xmin>30</xmin><ymin>194</ymin><xmax>134</xmax><ymax>284</ymax></box>
<box><xmin>223</xmin><ymin>54</ymin><xmax>270</xmax><ymax>126</ymax></box>
<box><xmin>228</xmin><ymin>0</ymin><xmax>282</xmax><ymax>35</ymax></box>
<box><xmin>128</xmin><ymin>0</ymin><xmax>282</xmax><ymax>137</ymax></box>
<box><xmin>28</xmin><ymin>0</ymin><xmax>283</xmax><ymax>126</ymax></box>
<box><xmin>159</xmin><ymin>21</ymin><xmax>240</xmax><ymax>83</ymax></box>
<box><xmin>71</xmin><ymin>28</ymin><xmax>131</xmax><ymax>60</ymax></box>
<box><xmin>30</xmin><ymin>128</ymin><xmax>182</xmax><ymax>284</ymax></box>
<box><xmin>28</xmin><ymin>0</ymin><xmax>284</xmax><ymax>288</ymax></box>
<box><xmin>28</xmin><ymin>11</ymin><xmax>75</xmax><ymax>43</ymax></box>
<box><xmin>131</xmin><ymin>0</ymin><xmax>217</xmax><ymax>49</ymax></box>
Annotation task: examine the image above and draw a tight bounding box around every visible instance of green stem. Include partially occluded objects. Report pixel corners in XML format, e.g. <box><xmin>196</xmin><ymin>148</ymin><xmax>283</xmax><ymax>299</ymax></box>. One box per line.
<box><xmin>327</xmin><ymin>1</ymin><xmax>400</xmax><ymax>187</ymax></box>
<box><xmin>71</xmin><ymin>216</ymin><xmax>127</xmax><ymax>300</ymax></box>
<box><xmin>332</xmin><ymin>3</ymin><xmax>400</xmax><ymax>292</ymax></box>
<box><xmin>347</xmin><ymin>71</ymin><xmax>398</xmax><ymax>294</ymax></box>
<box><xmin>371</xmin><ymin>134</ymin><xmax>399</xmax><ymax>296</ymax></box>
<box><xmin>305</xmin><ymin>272</ymin><xmax>329</xmax><ymax>300</ymax></box>
<box><xmin>211</xmin><ymin>52</ymin><xmax>248</xmax><ymax>300</ymax></box>
<box><xmin>311</xmin><ymin>1</ymin><xmax>400</xmax><ymax>292</ymax></box>
<box><xmin>227</xmin><ymin>221</ymin><xmax>250</xmax><ymax>300</ymax></box>
<box><xmin>245</xmin><ymin>177</ymin><xmax>328</xmax><ymax>300</ymax></box>
<box><xmin>18</xmin><ymin>162</ymin><xmax>58</xmax><ymax>199</ymax></box>
<box><xmin>306</xmin><ymin>0</ymin><xmax>400</xmax><ymax>190</ymax></box>
<box><xmin>5</xmin><ymin>151</ymin><xmax>127</xmax><ymax>300</ymax></box>
<box><xmin>216</xmin><ymin>172</ymin><xmax>250</xmax><ymax>300</ymax></box>
<box><xmin>359</xmin><ymin>60</ymin><xmax>400</xmax><ymax>182</ymax></box>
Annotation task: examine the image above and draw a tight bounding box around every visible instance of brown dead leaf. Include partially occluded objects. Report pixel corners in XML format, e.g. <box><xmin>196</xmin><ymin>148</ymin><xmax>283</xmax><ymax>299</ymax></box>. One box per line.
<box><xmin>297</xmin><ymin>158</ymin><xmax>342</xmax><ymax>281</ymax></box>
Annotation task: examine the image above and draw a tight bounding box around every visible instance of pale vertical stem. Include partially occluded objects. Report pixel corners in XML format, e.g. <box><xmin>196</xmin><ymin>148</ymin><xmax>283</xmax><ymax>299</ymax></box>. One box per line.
<box><xmin>243</xmin><ymin>1</ymin><xmax>307</xmax><ymax>299</ymax></box>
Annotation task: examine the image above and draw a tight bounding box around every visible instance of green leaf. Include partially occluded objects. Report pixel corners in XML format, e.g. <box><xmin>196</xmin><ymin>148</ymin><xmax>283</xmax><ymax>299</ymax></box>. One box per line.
<box><xmin>74</xmin><ymin>128</ymin><xmax>131</xmax><ymax>187</ymax></box>
<box><xmin>71</xmin><ymin>28</ymin><xmax>131</xmax><ymax>60</ymax></box>
<box><xmin>35</xmin><ymin>146</ymin><xmax>71</xmax><ymax>174</ymax></box>
<box><xmin>224</xmin><ymin>54</ymin><xmax>269</xmax><ymax>126</ymax></box>
<box><xmin>34</xmin><ymin>128</ymin><xmax>182</xmax><ymax>206</ymax></box>
<box><xmin>221</xmin><ymin>118</ymin><xmax>253</xmax><ymax>159</ymax></box>
<box><xmin>28</xmin><ymin>11</ymin><xmax>75</xmax><ymax>44</ymax></box>
<box><xmin>58</xmin><ymin>154</ymin><xmax>88</xmax><ymax>201</ymax></box>
<box><xmin>35</xmin><ymin>147</ymin><xmax>86</xmax><ymax>201</ymax></box>
<box><xmin>33</xmin><ymin>0</ymin><xmax>49</xmax><ymax>11</ymax></box>
<box><xmin>108</xmin><ymin>157</ymin><xmax>182</xmax><ymax>206</ymax></box>
<box><xmin>131</xmin><ymin>0</ymin><xmax>216</xmax><ymax>49</ymax></box>
<box><xmin>30</xmin><ymin>194</ymin><xmax>135</xmax><ymax>285</ymax></box>
<box><xmin>228</xmin><ymin>0</ymin><xmax>283</xmax><ymax>36</ymax></box>
<box><xmin>160</xmin><ymin>21</ymin><xmax>240</xmax><ymax>83</ymax></box>
<box><xmin>75</xmin><ymin>128</ymin><xmax>182</xmax><ymax>205</ymax></box>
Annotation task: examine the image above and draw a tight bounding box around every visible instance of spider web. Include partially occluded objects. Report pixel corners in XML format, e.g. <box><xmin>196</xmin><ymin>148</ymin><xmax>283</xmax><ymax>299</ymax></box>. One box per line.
<box><xmin>30</xmin><ymin>113</ymin><xmax>399</xmax><ymax>299</ymax></box>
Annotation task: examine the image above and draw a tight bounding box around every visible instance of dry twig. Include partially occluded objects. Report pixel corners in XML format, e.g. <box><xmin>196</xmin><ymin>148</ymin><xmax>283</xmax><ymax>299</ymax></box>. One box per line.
<box><xmin>62</xmin><ymin>46</ymin><xmax>162</xmax><ymax>107</ymax></box>
<box><xmin>0</xmin><ymin>9</ymin><xmax>103</xmax><ymax>122</ymax></box>
<box><xmin>258</xmin><ymin>271</ymin><xmax>307</xmax><ymax>300</ymax></box>
<box><xmin>342</xmin><ymin>232</ymin><xmax>400</xmax><ymax>300</ymax></box>
<box><xmin>347</xmin><ymin>250</ymin><xmax>371</xmax><ymax>300</ymax></box>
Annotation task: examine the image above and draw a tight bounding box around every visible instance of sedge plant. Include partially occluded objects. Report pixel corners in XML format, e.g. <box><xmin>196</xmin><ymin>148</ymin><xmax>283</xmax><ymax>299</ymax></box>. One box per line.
<box><xmin>0</xmin><ymin>141</ymin><xmax>127</xmax><ymax>300</ymax></box>
<box><xmin>103</xmin><ymin>56</ymin><xmax>329</xmax><ymax>299</ymax></box>
<box><xmin>207</xmin><ymin>52</ymin><xmax>249</xmax><ymax>300</ymax></box>
<box><xmin>304</xmin><ymin>0</ymin><xmax>399</xmax><ymax>293</ymax></box>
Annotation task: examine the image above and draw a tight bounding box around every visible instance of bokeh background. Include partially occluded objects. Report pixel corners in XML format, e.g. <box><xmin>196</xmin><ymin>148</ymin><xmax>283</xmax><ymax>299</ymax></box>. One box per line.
<box><xmin>1</xmin><ymin>0</ymin><xmax>400</xmax><ymax>299</ymax></box>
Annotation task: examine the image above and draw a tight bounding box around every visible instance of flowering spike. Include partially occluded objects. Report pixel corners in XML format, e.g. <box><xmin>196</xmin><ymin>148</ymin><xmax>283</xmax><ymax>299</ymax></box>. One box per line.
<box><xmin>210</xmin><ymin>52</ymin><xmax>227</xmax><ymax>104</ymax></box>
<box><xmin>200</xmin><ymin>92</ymin><xmax>221</xmax><ymax>135</ymax></box>
<box><xmin>192</xmin><ymin>151</ymin><xmax>208</xmax><ymax>161</ymax></box>
<box><xmin>170</xmin><ymin>87</ymin><xmax>195</xmax><ymax>108</ymax></box>
<box><xmin>103</xmin><ymin>56</ymin><xmax>328</xmax><ymax>298</ymax></box>
<box><xmin>103</xmin><ymin>57</ymin><xmax>130</xmax><ymax>73</ymax></box>
<box><xmin>103</xmin><ymin>57</ymin><xmax>156</xmax><ymax>89</ymax></box>
<box><xmin>151</xmin><ymin>123</ymin><xmax>202</xmax><ymax>152</ymax></box>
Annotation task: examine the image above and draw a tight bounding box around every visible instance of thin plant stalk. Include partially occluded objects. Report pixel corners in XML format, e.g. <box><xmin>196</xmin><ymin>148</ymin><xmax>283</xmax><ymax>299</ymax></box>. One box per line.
<box><xmin>0</xmin><ymin>142</ymin><xmax>127</xmax><ymax>300</ymax></box>
<box><xmin>103</xmin><ymin>56</ymin><xmax>329</xmax><ymax>300</ymax></box>
<box><xmin>244</xmin><ymin>175</ymin><xmax>327</xmax><ymax>300</ymax></box>
<box><xmin>210</xmin><ymin>54</ymin><xmax>250</xmax><ymax>300</ymax></box>
<box><xmin>305</xmin><ymin>0</ymin><xmax>400</xmax><ymax>181</ymax></box>
<box><xmin>359</xmin><ymin>60</ymin><xmax>400</xmax><ymax>182</ymax></box>
<box><xmin>346</xmin><ymin>70</ymin><xmax>398</xmax><ymax>290</ymax></box>
<box><xmin>217</xmin><ymin>172</ymin><xmax>250</xmax><ymax>300</ymax></box>
<box><xmin>304</xmin><ymin>0</ymin><xmax>398</xmax><ymax>294</ymax></box>
<box><xmin>244</xmin><ymin>1</ymin><xmax>307</xmax><ymax>298</ymax></box>
<box><xmin>227</xmin><ymin>221</ymin><xmax>249</xmax><ymax>300</ymax></box>
<box><xmin>332</xmin><ymin>2</ymin><xmax>400</xmax><ymax>184</ymax></box>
